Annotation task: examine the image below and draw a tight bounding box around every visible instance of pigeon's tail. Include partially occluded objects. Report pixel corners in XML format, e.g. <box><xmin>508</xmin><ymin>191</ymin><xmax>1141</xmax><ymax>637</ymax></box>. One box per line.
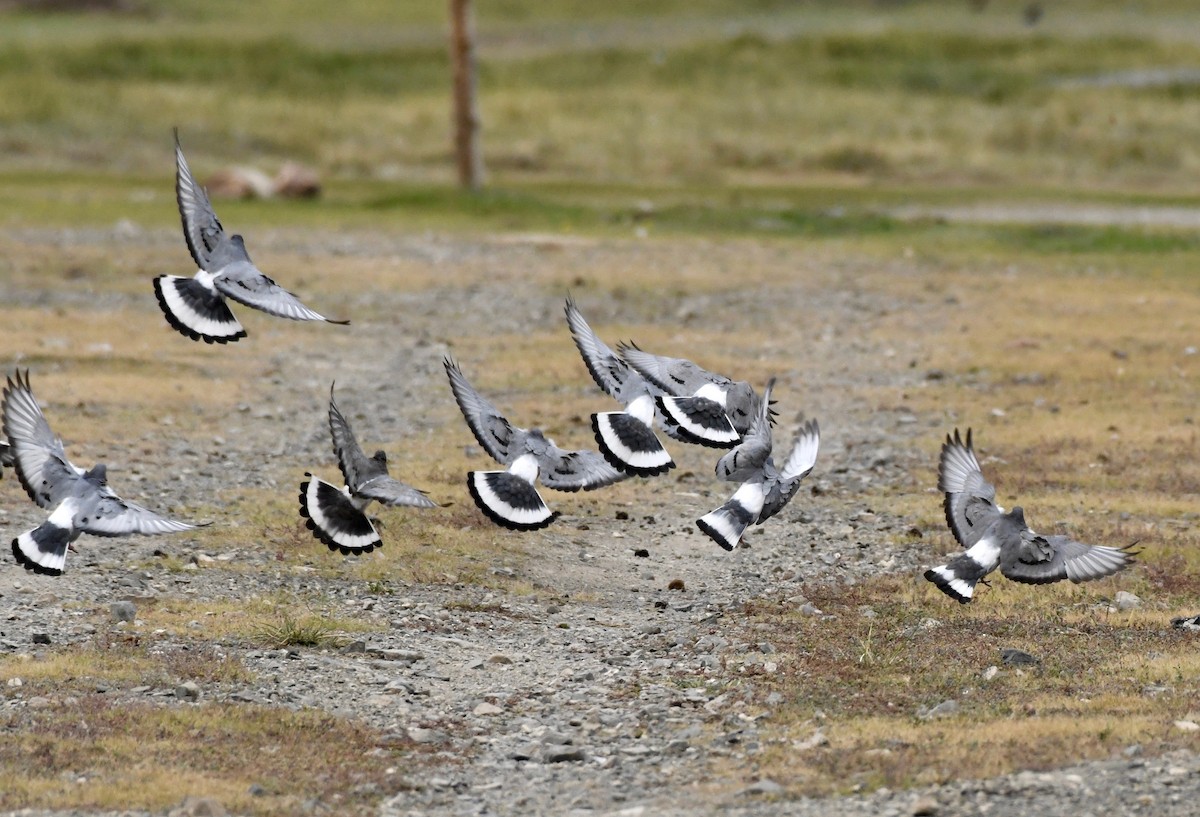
<box><xmin>299</xmin><ymin>474</ymin><xmax>381</xmax><ymax>555</ymax></box>
<box><xmin>591</xmin><ymin>411</ymin><xmax>674</xmax><ymax>477</ymax></box>
<box><xmin>154</xmin><ymin>274</ymin><xmax>247</xmax><ymax>344</ymax></box>
<box><xmin>696</xmin><ymin>480</ymin><xmax>766</xmax><ymax>551</ymax></box>
<box><xmin>656</xmin><ymin>395</ymin><xmax>739</xmax><ymax>449</ymax></box>
<box><xmin>467</xmin><ymin>470</ymin><xmax>557</xmax><ymax>531</ymax></box>
<box><xmin>925</xmin><ymin>536</ymin><xmax>1001</xmax><ymax>603</ymax></box>
<box><xmin>12</xmin><ymin>520</ymin><xmax>73</xmax><ymax>576</ymax></box>
<box><xmin>923</xmin><ymin>565</ymin><xmax>976</xmax><ymax>604</ymax></box>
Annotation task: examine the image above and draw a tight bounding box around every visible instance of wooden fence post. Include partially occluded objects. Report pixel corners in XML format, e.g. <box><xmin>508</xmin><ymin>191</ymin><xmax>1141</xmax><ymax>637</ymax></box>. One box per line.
<box><xmin>449</xmin><ymin>0</ymin><xmax>484</xmax><ymax>190</ymax></box>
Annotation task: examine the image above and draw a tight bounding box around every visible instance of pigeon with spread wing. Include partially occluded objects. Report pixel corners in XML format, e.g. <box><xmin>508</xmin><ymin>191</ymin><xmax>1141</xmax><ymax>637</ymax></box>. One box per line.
<box><xmin>299</xmin><ymin>384</ymin><xmax>437</xmax><ymax>554</ymax></box>
<box><xmin>444</xmin><ymin>357</ymin><xmax>627</xmax><ymax>531</ymax></box>
<box><xmin>2</xmin><ymin>371</ymin><xmax>205</xmax><ymax>576</ymax></box>
<box><xmin>925</xmin><ymin>428</ymin><xmax>1138</xmax><ymax>603</ymax></box>
<box><xmin>154</xmin><ymin>130</ymin><xmax>349</xmax><ymax>343</ymax></box>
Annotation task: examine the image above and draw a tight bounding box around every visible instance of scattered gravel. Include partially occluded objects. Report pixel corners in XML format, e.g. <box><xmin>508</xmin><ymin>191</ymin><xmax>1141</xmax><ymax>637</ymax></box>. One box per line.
<box><xmin>2</xmin><ymin>227</ymin><xmax>1192</xmax><ymax>816</ymax></box>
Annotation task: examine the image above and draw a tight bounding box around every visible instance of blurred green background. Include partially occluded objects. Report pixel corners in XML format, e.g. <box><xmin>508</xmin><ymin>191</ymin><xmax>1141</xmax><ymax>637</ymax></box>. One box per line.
<box><xmin>2</xmin><ymin>0</ymin><xmax>1200</xmax><ymax>232</ymax></box>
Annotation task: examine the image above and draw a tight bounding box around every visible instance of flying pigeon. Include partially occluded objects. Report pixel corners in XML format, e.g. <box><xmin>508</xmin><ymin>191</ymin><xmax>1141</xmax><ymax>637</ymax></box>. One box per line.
<box><xmin>299</xmin><ymin>384</ymin><xmax>438</xmax><ymax>554</ymax></box>
<box><xmin>444</xmin><ymin>356</ymin><xmax>627</xmax><ymax>531</ymax></box>
<box><xmin>154</xmin><ymin>130</ymin><xmax>349</xmax><ymax>343</ymax></box>
<box><xmin>925</xmin><ymin>428</ymin><xmax>1138</xmax><ymax>603</ymax></box>
<box><xmin>2</xmin><ymin>370</ymin><xmax>205</xmax><ymax>576</ymax></box>
<box><xmin>696</xmin><ymin>380</ymin><xmax>819</xmax><ymax>550</ymax></box>
<box><xmin>564</xmin><ymin>297</ymin><xmax>675</xmax><ymax>476</ymax></box>
<box><xmin>618</xmin><ymin>341</ymin><xmax>767</xmax><ymax>448</ymax></box>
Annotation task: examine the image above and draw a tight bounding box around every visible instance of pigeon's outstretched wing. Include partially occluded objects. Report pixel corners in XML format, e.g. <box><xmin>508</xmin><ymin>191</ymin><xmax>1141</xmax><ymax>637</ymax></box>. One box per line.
<box><xmin>939</xmin><ymin>428</ymin><xmax>1001</xmax><ymax>548</ymax></box>
<box><xmin>759</xmin><ymin>419</ymin><xmax>820</xmax><ymax>523</ymax></box>
<box><xmin>327</xmin><ymin>383</ymin><xmax>379</xmax><ymax>491</ymax></box>
<box><xmin>444</xmin><ymin>357</ymin><xmax>520</xmax><ymax>465</ymax></box>
<box><xmin>299</xmin><ymin>474</ymin><xmax>382</xmax><ymax>554</ymax></box>
<box><xmin>565</xmin><ymin>297</ymin><xmax>636</xmax><ymax>400</ymax></box>
<box><xmin>2</xmin><ymin>370</ymin><xmax>79</xmax><ymax>509</ymax></box>
<box><xmin>80</xmin><ymin>491</ymin><xmax>201</xmax><ymax>537</ymax></box>
<box><xmin>618</xmin><ymin>342</ymin><xmax>732</xmax><ymax>396</ymax></box>
<box><xmin>211</xmin><ymin>241</ymin><xmax>345</xmax><ymax>324</ymax></box>
<box><xmin>1001</xmin><ymin>531</ymin><xmax>1138</xmax><ymax>585</ymax></box>
<box><xmin>535</xmin><ymin>442</ymin><xmax>627</xmax><ymax>493</ymax></box>
<box><xmin>174</xmin><ymin>128</ymin><xmax>225</xmax><ymax>270</ymax></box>
<box><xmin>355</xmin><ymin>475</ymin><xmax>437</xmax><ymax>509</ymax></box>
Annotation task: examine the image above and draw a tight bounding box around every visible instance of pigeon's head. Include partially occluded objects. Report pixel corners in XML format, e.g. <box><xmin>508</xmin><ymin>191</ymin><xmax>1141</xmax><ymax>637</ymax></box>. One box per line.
<box><xmin>372</xmin><ymin>450</ymin><xmax>388</xmax><ymax>465</ymax></box>
<box><xmin>1006</xmin><ymin>505</ymin><xmax>1026</xmax><ymax>526</ymax></box>
<box><xmin>84</xmin><ymin>463</ymin><xmax>108</xmax><ymax>485</ymax></box>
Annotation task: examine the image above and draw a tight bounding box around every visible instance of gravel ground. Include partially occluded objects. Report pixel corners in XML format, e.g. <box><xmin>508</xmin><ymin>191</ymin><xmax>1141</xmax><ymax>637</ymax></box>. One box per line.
<box><xmin>1</xmin><ymin>226</ymin><xmax>1193</xmax><ymax>816</ymax></box>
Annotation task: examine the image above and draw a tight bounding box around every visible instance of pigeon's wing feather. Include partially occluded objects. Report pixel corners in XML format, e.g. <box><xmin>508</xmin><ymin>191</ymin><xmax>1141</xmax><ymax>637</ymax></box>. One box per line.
<box><xmin>758</xmin><ymin>419</ymin><xmax>820</xmax><ymax>523</ymax></box>
<box><xmin>1002</xmin><ymin>531</ymin><xmax>1138</xmax><ymax>585</ymax></box>
<box><xmin>939</xmin><ymin>428</ymin><xmax>1000</xmax><ymax>548</ymax></box>
<box><xmin>2</xmin><ymin>371</ymin><xmax>81</xmax><ymax>509</ymax></box>
<box><xmin>537</xmin><ymin>443</ymin><xmax>628</xmax><ymax>492</ymax></box>
<box><xmin>443</xmin><ymin>357</ymin><xmax>519</xmax><ymax>464</ymax></box>
<box><xmin>617</xmin><ymin>342</ymin><xmax>731</xmax><ymax>396</ymax></box>
<box><xmin>81</xmin><ymin>491</ymin><xmax>201</xmax><ymax>537</ymax></box>
<box><xmin>565</xmin><ymin>297</ymin><xmax>640</xmax><ymax>399</ymax></box>
<box><xmin>214</xmin><ymin>257</ymin><xmax>340</xmax><ymax>323</ymax></box>
<box><xmin>174</xmin><ymin>130</ymin><xmax>225</xmax><ymax>270</ymax></box>
<box><xmin>327</xmin><ymin>385</ymin><xmax>377</xmax><ymax>491</ymax></box>
<box><xmin>355</xmin><ymin>475</ymin><xmax>438</xmax><ymax>509</ymax></box>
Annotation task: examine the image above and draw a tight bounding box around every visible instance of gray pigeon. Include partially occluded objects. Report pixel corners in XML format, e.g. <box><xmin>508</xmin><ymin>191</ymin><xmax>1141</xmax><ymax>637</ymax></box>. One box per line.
<box><xmin>2</xmin><ymin>370</ymin><xmax>205</xmax><ymax>576</ymax></box>
<box><xmin>444</xmin><ymin>356</ymin><xmax>627</xmax><ymax>531</ymax></box>
<box><xmin>564</xmin><ymin>297</ymin><xmax>675</xmax><ymax>476</ymax></box>
<box><xmin>299</xmin><ymin>383</ymin><xmax>438</xmax><ymax>554</ymax></box>
<box><xmin>154</xmin><ymin>130</ymin><xmax>349</xmax><ymax>343</ymax></box>
<box><xmin>925</xmin><ymin>428</ymin><xmax>1138</xmax><ymax>603</ymax></box>
<box><xmin>618</xmin><ymin>341</ymin><xmax>766</xmax><ymax>447</ymax></box>
<box><xmin>697</xmin><ymin>380</ymin><xmax>821</xmax><ymax>550</ymax></box>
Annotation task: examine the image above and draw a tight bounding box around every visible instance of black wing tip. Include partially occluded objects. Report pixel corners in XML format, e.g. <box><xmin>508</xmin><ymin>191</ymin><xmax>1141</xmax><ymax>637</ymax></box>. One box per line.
<box><xmin>326</xmin><ymin>318</ymin><xmax>352</xmax><ymax>326</ymax></box>
<box><xmin>11</xmin><ymin>538</ymin><xmax>63</xmax><ymax>577</ymax></box>
<box><xmin>152</xmin><ymin>276</ymin><xmax>247</xmax><ymax>344</ymax></box>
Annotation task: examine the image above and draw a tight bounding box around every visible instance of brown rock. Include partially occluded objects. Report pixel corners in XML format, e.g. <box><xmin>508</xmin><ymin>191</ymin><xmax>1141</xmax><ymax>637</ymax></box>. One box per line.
<box><xmin>273</xmin><ymin>161</ymin><xmax>321</xmax><ymax>199</ymax></box>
